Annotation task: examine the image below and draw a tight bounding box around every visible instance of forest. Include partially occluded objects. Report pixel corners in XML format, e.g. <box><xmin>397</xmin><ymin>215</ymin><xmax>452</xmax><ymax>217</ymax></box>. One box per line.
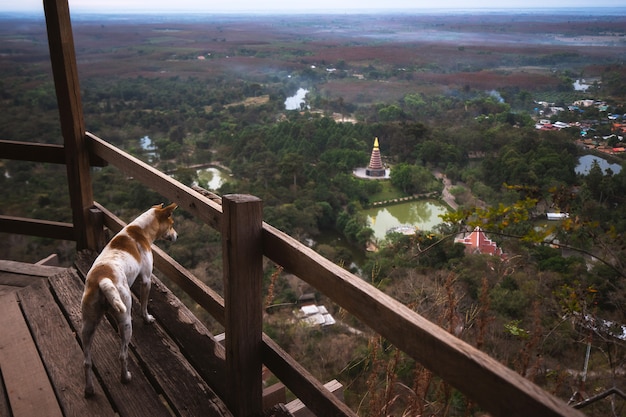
<box><xmin>2</xmin><ymin>11</ymin><xmax>626</xmax><ymax>416</ymax></box>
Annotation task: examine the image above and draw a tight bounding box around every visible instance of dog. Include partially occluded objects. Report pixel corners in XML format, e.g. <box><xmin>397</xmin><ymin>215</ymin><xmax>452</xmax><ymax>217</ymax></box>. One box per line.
<box><xmin>81</xmin><ymin>203</ymin><xmax>178</xmax><ymax>398</ymax></box>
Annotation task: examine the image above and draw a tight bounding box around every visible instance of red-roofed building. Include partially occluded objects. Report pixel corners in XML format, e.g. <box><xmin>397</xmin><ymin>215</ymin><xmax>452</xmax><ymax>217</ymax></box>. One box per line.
<box><xmin>455</xmin><ymin>227</ymin><xmax>504</xmax><ymax>258</ymax></box>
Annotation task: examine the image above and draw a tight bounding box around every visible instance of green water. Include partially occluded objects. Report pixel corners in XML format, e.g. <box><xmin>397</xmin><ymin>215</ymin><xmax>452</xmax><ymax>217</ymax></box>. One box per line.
<box><xmin>195</xmin><ymin>167</ymin><xmax>228</xmax><ymax>190</ymax></box>
<box><xmin>362</xmin><ymin>200</ymin><xmax>449</xmax><ymax>240</ymax></box>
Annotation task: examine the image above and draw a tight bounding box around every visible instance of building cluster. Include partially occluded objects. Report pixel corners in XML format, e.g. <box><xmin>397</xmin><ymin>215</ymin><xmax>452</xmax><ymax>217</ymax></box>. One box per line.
<box><xmin>534</xmin><ymin>98</ymin><xmax>626</xmax><ymax>154</ymax></box>
<box><xmin>295</xmin><ymin>293</ymin><xmax>336</xmax><ymax>327</ymax></box>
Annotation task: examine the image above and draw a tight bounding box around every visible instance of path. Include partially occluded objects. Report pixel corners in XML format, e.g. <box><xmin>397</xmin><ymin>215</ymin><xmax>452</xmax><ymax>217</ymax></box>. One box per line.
<box><xmin>433</xmin><ymin>170</ymin><xmax>459</xmax><ymax>210</ymax></box>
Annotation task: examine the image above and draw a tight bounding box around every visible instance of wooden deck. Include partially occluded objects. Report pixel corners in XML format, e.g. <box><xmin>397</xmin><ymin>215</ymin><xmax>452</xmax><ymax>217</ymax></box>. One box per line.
<box><xmin>0</xmin><ymin>255</ymin><xmax>234</xmax><ymax>417</ymax></box>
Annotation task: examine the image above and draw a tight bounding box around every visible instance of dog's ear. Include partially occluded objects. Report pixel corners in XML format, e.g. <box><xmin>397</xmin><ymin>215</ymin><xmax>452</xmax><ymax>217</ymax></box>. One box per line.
<box><xmin>152</xmin><ymin>203</ymin><xmax>164</xmax><ymax>209</ymax></box>
<box><xmin>162</xmin><ymin>203</ymin><xmax>178</xmax><ymax>216</ymax></box>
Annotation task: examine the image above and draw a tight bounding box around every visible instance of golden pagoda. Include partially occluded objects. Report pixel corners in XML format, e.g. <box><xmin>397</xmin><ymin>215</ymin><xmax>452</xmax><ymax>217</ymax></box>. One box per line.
<box><xmin>365</xmin><ymin>137</ymin><xmax>386</xmax><ymax>177</ymax></box>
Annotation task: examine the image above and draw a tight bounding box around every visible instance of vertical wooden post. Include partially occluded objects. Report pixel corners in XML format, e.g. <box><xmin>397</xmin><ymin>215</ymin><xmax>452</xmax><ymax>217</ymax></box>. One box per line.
<box><xmin>44</xmin><ymin>0</ymin><xmax>97</xmax><ymax>250</ymax></box>
<box><xmin>222</xmin><ymin>194</ymin><xmax>264</xmax><ymax>416</ymax></box>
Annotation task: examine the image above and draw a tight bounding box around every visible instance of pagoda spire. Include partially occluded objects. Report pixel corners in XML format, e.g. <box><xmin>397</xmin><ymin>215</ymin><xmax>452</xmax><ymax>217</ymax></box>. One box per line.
<box><xmin>366</xmin><ymin>137</ymin><xmax>386</xmax><ymax>177</ymax></box>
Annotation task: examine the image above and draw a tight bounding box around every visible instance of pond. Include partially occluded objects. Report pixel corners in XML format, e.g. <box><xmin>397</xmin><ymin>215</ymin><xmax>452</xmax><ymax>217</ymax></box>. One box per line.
<box><xmin>284</xmin><ymin>88</ymin><xmax>309</xmax><ymax>111</ymax></box>
<box><xmin>139</xmin><ymin>135</ymin><xmax>158</xmax><ymax>163</ymax></box>
<box><xmin>576</xmin><ymin>154</ymin><xmax>622</xmax><ymax>175</ymax></box>
<box><xmin>362</xmin><ymin>200</ymin><xmax>449</xmax><ymax>241</ymax></box>
<box><xmin>194</xmin><ymin>166</ymin><xmax>229</xmax><ymax>191</ymax></box>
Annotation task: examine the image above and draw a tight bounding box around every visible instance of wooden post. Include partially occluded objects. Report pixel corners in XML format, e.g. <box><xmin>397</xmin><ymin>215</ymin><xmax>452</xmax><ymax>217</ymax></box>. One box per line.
<box><xmin>44</xmin><ymin>0</ymin><xmax>97</xmax><ymax>250</ymax></box>
<box><xmin>222</xmin><ymin>194</ymin><xmax>264</xmax><ymax>416</ymax></box>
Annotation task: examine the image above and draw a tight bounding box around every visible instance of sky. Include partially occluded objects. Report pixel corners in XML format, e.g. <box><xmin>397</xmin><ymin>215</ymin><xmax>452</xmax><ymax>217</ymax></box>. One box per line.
<box><xmin>0</xmin><ymin>0</ymin><xmax>624</xmax><ymax>13</ymax></box>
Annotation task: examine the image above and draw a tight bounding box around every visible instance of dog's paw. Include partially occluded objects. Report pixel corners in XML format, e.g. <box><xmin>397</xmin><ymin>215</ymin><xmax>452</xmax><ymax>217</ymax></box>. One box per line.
<box><xmin>143</xmin><ymin>313</ymin><xmax>155</xmax><ymax>324</ymax></box>
<box><xmin>121</xmin><ymin>371</ymin><xmax>132</xmax><ymax>384</ymax></box>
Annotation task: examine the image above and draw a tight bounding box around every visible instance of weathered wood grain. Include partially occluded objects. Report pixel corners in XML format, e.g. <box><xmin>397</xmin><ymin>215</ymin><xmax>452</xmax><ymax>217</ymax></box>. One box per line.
<box><xmin>262</xmin><ymin>336</ymin><xmax>356</xmax><ymax>417</ymax></box>
<box><xmin>0</xmin><ymin>215</ymin><xmax>75</xmax><ymax>241</ymax></box>
<box><xmin>17</xmin><ymin>277</ymin><xmax>115</xmax><ymax>417</ymax></box>
<box><xmin>0</xmin><ymin>363</ymin><xmax>11</xmax><ymax>417</ymax></box>
<box><xmin>74</xmin><ymin>251</ymin><xmax>232</xmax><ymax>416</ymax></box>
<box><xmin>262</xmin><ymin>222</ymin><xmax>584</xmax><ymax>417</ymax></box>
<box><xmin>48</xmin><ymin>270</ymin><xmax>172</xmax><ymax>417</ymax></box>
<box><xmin>0</xmin><ymin>292</ymin><xmax>63</xmax><ymax>417</ymax></box>
<box><xmin>0</xmin><ymin>259</ymin><xmax>67</xmax><ymax>277</ymax></box>
<box><xmin>0</xmin><ymin>139</ymin><xmax>106</xmax><ymax>167</ymax></box>
<box><xmin>137</xmin><ymin>272</ymin><xmax>228</xmax><ymax>400</ymax></box>
<box><xmin>131</xmin><ymin>312</ymin><xmax>231</xmax><ymax>417</ymax></box>
<box><xmin>44</xmin><ymin>0</ymin><xmax>97</xmax><ymax>250</ymax></box>
<box><xmin>87</xmin><ymin>132</ymin><xmax>222</xmax><ymax>231</ymax></box>
<box><xmin>222</xmin><ymin>195</ymin><xmax>264</xmax><ymax>416</ymax></box>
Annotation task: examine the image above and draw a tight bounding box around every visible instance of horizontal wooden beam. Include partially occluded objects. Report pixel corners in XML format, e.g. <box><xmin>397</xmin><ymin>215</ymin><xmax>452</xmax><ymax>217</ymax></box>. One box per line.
<box><xmin>93</xmin><ymin>200</ymin><xmax>351</xmax><ymax>416</ymax></box>
<box><xmin>87</xmin><ymin>132</ymin><xmax>221</xmax><ymax>230</ymax></box>
<box><xmin>262</xmin><ymin>336</ymin><xmax>356</xmax><ymax>417</ymax></box>
<box><xmin>261</xmin><ymin>222</ymin><xmax>584</xmax><ymax>417</ymax></box>
<box><xmin>0</xmin><ymin>140</ymin><xmax>65</xmax><ymax>164</ymax></box>
<box><xmin>0</xmin><ymin>259</ymin><xmax>66</xmax><ymax>278</ymax></box>
<box><xmin>0</xmin><ymin>139</ymin><xmax>106</xmax><ymax>166</ymax></box>
<box><xmin>0</xmin><ymin>215</ymin><xmax>75</xmax><ymax>241</ymax></box>
<box><xmin>81</xmin><ymin>134</ymin><xmax>580</xmax><ymax>416</ymax></box>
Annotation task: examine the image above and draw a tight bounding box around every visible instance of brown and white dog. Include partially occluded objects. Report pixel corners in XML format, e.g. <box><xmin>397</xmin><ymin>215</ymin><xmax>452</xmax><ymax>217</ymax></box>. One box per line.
<box><xmin>81</xmin><ymin>203</ymin><xmax>178</xmax><ymax>398</ymax></box>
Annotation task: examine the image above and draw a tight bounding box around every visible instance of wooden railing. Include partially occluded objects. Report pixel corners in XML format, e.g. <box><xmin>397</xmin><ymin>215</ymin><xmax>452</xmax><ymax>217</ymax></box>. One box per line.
<box><xmin>0</xmin><ymin>0</ymin><xmax>585</xmax><ymax>415</ymax></box>
<box><xmin>0</xmin><ymin>131</ymin><xmax>588</xmax><ymax>417</ymax></box>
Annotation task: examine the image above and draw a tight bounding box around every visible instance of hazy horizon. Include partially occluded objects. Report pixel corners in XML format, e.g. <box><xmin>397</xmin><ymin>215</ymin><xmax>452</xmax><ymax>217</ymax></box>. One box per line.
<box><xmin>1</xmin><ymin>0</ymin><xmax>625</xmax><ymax>14</ymax></box>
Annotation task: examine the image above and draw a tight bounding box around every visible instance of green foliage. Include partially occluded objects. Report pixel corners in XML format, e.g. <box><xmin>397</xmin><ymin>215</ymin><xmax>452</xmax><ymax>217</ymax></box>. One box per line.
<box><xmin>4</xmin><ymin>17</ymin><xmax>626</xmax><ymax>415</ymax></box>
<box><xmin>503</xmin><ymin>320</ymin><xmax>530</xmax><ymax>339</ymax></box>
<box><xmin>480</xmin><ymin>130</ymin><xmax>578</xmax><ymax>191</ymax></box>
<box><xmin>390</xmin><ymin>163</ymin><xmax>439</xmax><ymax>195</ymax></box>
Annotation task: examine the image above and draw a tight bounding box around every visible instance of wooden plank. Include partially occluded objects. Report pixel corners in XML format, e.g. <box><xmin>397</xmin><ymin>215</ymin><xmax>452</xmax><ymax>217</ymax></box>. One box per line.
<box><xmin>0</xmin><ymin>292</ymin><xmax>63</xmax><ymax>417</ymax></box>
<box><xmin>133</xmin><ymin>270</ymin><xmax>229</xmax><ymax>401</ymax></box>
<box><xmin>87</xmin><ymin>133</ymin><xmax>222</xmax><ymax>231</ymax></box>
<box><xmin>48</xmin><ymin>270</ymin><xmax>172</xmax><ymax>417</ymax></box>
<box><xmin>44</xmin><ymin>0</ymin><xmax>97</xmax><ymax>250</ymax></box>
<box><xmin>17</xmin><ymin>277</ymin><xmax>116</xmax><ymax>417</ymax></box>
<box><xmin>36</xmin><ymin>253</ymin><xmax>61</xmax><ymax>266</ymax></box>
<box><xmin>0</xmin><ymin>260</ymin><xmax>66</xmax><ymax>289</ymax></box>
<box><xmin>263</xmin><ymin>383</ymin><xmax>286</xmax><ymax>411</ymax></box>
<box><xmin>286</xmin><ymin>379</ymin><xmax>344</xmax><ymax>417</ymax></box>
<box><xmin>0</xmin><ymin>366</ymin><xmax>11</xmax><ymax>417</ymax></box>
<box><xmin>129</xmin><ymin>296</ymin><xmax>232</xmax><ymax>417</ymax></box>
<box><xmin>0</xmin><ymin>271</ymin><xmax>47</xmax><ymax>288</ymax></box>
<box><xmin>76</xmin><ymin>251</ymin><xmax>230</xmax><ymax>416</ymax></box>
<box><xmin>69</xmin><ymin>255</ymin><xmax>231</xmax><ymax>416</ymax></box>
<box><xmin>0</xmin><ymin>259</ymin><xmax>67</xmax><ymax>277</ymax></box>
<box><xmin>0</xmin><ymin>140</ymin><xmax>106</xmax><ymax>166</ymax></box>
<box><xmin>262</xmin><ymin>223</ymin><xmax>584</xmax><ymax>417</ymax></box>
<box><xmin>262</xmin><ymin>336</ymin><xmax>355</xmax><ymax>417</ymax></box>
<box><xmin>0</xmin><ymin>285</ymin><xmax>19</xmax><ymax>297</ymax></box>
<box><xmin>0</xmin><ymin>140</ymin><xmax>66</xmax><ymax>164</ymax></box>
<box><xmin>0</xmin><ymin>215</ymin><xmax>75</xmax><ymax>241</ymax></box>
<box><xmin>222</xmin><ymin>195</ymin><xmax>264</xmax><ymax>416</ymax></box>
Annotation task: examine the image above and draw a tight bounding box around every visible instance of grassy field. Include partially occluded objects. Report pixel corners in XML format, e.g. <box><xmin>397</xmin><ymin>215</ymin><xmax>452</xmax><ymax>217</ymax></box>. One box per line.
<box><xmin>367</xmin><ymin>180</ymin><xmax>404</xmax><ymax>203</ymax></box>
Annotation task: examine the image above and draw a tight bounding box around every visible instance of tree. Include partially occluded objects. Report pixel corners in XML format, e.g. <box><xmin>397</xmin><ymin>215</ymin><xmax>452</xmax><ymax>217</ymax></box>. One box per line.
<box><xmin>585</xmin><ymin>160</ymin><xmax>604</xmax><ymax>201</ymax></box>
<box><xmin>390</xmin><ymin>163</ymin><xmax>433</xmax><ymax>195</ymax></box>
<box><xmin>378</xmin><ymin>105</ymin><xmax>405</xmax><ymax>122</ymax></box>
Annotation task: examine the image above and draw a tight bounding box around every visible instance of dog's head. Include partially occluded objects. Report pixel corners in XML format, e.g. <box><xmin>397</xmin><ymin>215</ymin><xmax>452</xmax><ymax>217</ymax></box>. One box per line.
<box><xmin>153</xmin><ymin>203</ymin><xmax>178</xmax><ymax>242</ymax></box>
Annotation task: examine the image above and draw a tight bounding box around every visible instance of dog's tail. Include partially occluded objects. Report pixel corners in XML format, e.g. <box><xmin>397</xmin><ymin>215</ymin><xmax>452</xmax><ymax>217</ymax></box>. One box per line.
<box><xmin>99</xmin><ymin>278</ymin><xmax>127</xmax><ymax>314</ymax></box>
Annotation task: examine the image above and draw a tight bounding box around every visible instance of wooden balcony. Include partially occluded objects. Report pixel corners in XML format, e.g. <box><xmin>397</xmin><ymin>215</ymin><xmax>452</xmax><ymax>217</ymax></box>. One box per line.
<box><xmin>0</xmin><ymin>255</ymin><xmax>234</xmax><ymax>417</ymax></box>
<box><xmin>0</xmin><ymin>0</ymin><xmax>586</xmax><ymax>416</ymax></box>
